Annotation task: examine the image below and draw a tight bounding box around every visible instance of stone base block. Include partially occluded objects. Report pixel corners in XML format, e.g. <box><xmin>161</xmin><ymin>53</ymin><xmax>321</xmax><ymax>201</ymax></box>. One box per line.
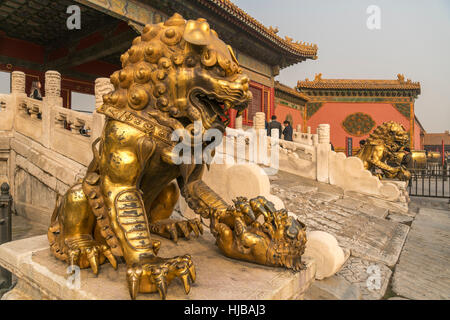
<box><xmin>0</xmin><ymin>234</ymin><xmax>316</xmax><ymax>300</ymax></box>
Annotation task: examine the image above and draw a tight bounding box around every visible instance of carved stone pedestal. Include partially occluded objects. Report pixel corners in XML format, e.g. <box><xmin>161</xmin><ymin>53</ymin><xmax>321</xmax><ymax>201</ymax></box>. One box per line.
<box><xmin>0</xmin><ymin>234</ymin><xmax>316</xmax><ymax>300</ymax></box>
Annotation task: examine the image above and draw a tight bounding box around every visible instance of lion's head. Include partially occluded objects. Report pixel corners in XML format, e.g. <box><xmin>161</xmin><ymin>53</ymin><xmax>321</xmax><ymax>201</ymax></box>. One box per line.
<box><xmin>366</xmin><ymin>121</ymin><xmax>409</xmax><ymax>152</ymax></box>
<box><xmin>102</xmin><ymin>13</ymin><xmax>251</xmax><ymax>134</ymax></box>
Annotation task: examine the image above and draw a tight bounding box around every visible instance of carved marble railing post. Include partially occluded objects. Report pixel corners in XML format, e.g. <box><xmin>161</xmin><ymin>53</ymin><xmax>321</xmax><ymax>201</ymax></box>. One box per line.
<box><xmin>0</xmin><ymin>72</ymin><xmax>24</xmax><ymax>131</ymax></box>
<box><xmin>11</xmin><ymin>71</ymin><xmax>27</xmax><ymax>125</ymax></box>
<box><xmin>316</xmin><ymin>124</ymin><xmax>331</xmax><ymax>183</ymax></box>
<box><xmin>92</xmin><ymin>78</ymin><xmax>114</xmax><ymax>141</ymax></box>
<box><xmin>253</xmin><ymin>112</ymin><xmax>267</xmax><ymax>164</ymax></box>
<box><xmin>45</xmin><ymin>71</ymin><xmax>61</xmax><ymax>99</ymax></box>
<box><xmin>318</xmin><ymin>124</ymin><xmax>330</xmax><ymax>145</ymax></box>
<box><xmin>254</xmin><ymin>112</ymin><xmax>266</xmax><ymax>132</ymax></box>
<box><xmin>42</xmin><ymin>71</ymin><xmax>63</xmax><ymax>147</ymax></box>
<box><xmin>235</xmin><ymin>116</ymin><xmax>243</xmax><ymax>130</ymax></box>
<box><xmin>11</xmin><ymin>71</ymin><xmax>26</xmax><ymax>96</ymax></box>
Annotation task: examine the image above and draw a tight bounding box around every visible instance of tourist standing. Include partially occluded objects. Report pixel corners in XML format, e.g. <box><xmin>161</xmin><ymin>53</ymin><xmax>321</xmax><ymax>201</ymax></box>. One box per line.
<box><xmin>29</xmin><ymin>81</ymin><xmax>42</xmax><ymax>101</ymax></box>
<box><xmin>282</xmin><ymin>120</ymin><xmax>293</xmax><ymax>141</ymax></box>
<box><xmin>267</xmin><ymin>115</ymin><xmax>282</xmax><ymax>138</ymax></box>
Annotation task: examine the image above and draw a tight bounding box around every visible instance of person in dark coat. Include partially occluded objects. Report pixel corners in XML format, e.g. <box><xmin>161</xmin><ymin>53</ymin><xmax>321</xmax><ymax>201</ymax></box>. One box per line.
<box><xmin>267</xmin><ymin>115</ymin><xmax>282</xmax><ymax>138</ymax></box>
<box><xmin>282</xmin><ymin>120</ymin><xmax>293</xmax><ymax>141</ymax></box>
<box><xmin>29</xmin><ymin>81</ymin><xmax>42</xmax><ymax>100</ymax></box>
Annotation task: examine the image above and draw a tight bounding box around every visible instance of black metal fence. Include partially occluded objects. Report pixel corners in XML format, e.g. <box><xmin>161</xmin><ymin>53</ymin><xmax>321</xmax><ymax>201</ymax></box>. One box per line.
<box><xmin>0</xmin><ymin>182</ymin><xmax>12</xmax><ymax>290</ymax></box>
<box><xmin>408</xmin><ymin>165</ymin><xmax>450</xmax><ymax>199</ymax></box>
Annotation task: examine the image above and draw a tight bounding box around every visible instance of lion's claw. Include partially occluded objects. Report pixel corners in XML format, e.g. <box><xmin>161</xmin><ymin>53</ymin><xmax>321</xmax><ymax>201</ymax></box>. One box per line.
<box><xmin>212</xmin><ymin>196</ymin><xmax>307</xmax><ymax>271</ymax></box>
<box><xmin>127</xmin><ymin>265</ymin><xmax>143</xmax><ymax>300</ymax></box>
<box><xmin>149</xmin><ymin>219</ymin><xmax>203</xmax><ymax>243</ymax></box>
<box><xmin>126</xmin><ymin>254</ymin><xmax>196</xmax><ymax>300</ymax></box>
<box><xmin>65</xmin><ymin>236</ymin><xmax>117</xmax><ymax>274</ymax></box>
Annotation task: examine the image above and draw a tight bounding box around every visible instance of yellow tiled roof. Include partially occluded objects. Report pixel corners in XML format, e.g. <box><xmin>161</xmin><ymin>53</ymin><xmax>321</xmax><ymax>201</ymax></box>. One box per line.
<box><xmin>297</xmin><ymin>74</ymin><xmax>421</xmax><ymax>91</ymax></box>
<box><xmin>201</xmin><ymin>0</ymin><xmax>318</xmax><ymax>60</ymax></box>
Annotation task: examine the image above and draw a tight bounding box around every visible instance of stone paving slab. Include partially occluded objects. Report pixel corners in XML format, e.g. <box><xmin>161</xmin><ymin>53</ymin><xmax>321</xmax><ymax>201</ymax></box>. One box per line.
<box><xmin>0</xmin><ymin>234</ymin><xmax>316</xmax><ymax>300</ymax></box>
<box><xmin>332</xmin><ymin>198</ymin><xmax>363</xmax><ymax>211</ymax></box>
<box><xmin>343</xmin><ymin>191</ymin><xmax>410</xmax><ymax>215</ymax></box>
<box><xmin>305</xmin><ymin>257</ymin><xmax>392</xmax><ymax>300</ymax></box>
<box><xmin>392</xmin><ymin>207</ymin><xmax>450</xmax><ymax>300</ymax></box>
<box><xmin>334</xmin><ymin>257</ymin><xmax>392</xmax><ymax>300</ymax></box>
<box><xmin>311</xmin><ymin>192</ymin><xmax>341</xmax><ymax>203</ymax></box>
<box><xmin>289</xmin><ymin>185</ymin><xmax>319</xmax><ymax>195</ymax></box>
<box><xmin>275</xmin><ymin>190</ymin><xmax>409</xmax><ymax>267</ymax></box>
<box><xmin>359</xmin><ymin>204</ymin><xmax>388</xmax><ymax>219</ymax></box>
<box><xmin>387</xmin><ymin>213</ymin><xmax>414</xmax><ymax>224</ymax></box>
<box><xmin>304</xmin><ymin>275</ymin><xmax>362</xmax><ymax>300</ymax></box>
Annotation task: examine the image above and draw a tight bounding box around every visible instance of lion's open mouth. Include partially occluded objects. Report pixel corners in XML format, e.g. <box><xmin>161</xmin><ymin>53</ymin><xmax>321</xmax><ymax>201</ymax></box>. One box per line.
<box><xmin>189</xmin><ymin>88</ymin><xmax>249</xmax><ymax>132</ymax></box>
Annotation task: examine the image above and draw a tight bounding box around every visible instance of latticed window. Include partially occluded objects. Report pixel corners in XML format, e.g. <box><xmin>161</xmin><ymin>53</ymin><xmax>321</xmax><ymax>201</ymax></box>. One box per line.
<box><xmin>248</xmin><ymin>86</ymin><xmax>262</xmax><ymax>121</ymax></box>
<box><xmin>263</xmin><ymin>91</ymin><xmax>269</xmax><ymax>116</ymax></box>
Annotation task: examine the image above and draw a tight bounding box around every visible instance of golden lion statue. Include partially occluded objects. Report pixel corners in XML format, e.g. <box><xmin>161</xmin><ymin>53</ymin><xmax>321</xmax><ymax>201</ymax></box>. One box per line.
<box><xmin>48</xmin><ymin>13</ymin><xmax>307</xmax><ymax>300</ymax></box>
<box><xmin>357</xmin><ymin>121</ymin><xmax>411</xmax><ymax>181</ymax></box>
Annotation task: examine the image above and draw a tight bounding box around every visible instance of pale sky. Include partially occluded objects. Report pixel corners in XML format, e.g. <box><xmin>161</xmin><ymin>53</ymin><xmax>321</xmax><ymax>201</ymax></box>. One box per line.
<box><xmin>233</xmin><ymin>0</ymin><xmax>450</xmax><ymax>133</ymax></box>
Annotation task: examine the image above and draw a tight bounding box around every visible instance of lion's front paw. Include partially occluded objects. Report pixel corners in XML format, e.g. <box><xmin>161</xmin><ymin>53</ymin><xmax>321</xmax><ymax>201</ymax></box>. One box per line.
<box><xmin>126</xmin><ymin>254</ymin><xmax>195</xmax><ymax>299</ymax></box>
<box><xmin>65</xmin><ymin>235</ymin><xmax>117</xmax><ymax>275</ymax></box>
<box><xmin>211</xmin><ymin>196</ymin><xmax>307</xmax><ymax>271</ymax></box>
<box><xmin>149</xmin><ymin>218</ymin><xmax>203</xmax><ymax>242</ymax></box>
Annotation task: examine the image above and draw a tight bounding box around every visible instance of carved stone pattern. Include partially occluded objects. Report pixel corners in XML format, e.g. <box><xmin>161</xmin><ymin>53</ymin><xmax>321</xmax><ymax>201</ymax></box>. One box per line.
<box><xmin>45</xmin><ymin>71</ymin><xmax>61</xmax><ymax>97</ymax></box>
<box><xmin>342</xmin><ymin>113</ymin><xmax>376</xmax><ymax>136</ymax></box>
<box><xmin>235</xmin><ymin>116</ymin><xmax>243</xmax><ymax>130</ymax></box>
<box><xmin>95</xmin><ymin>78</ymin><xmax>114</xmax><ymax>109</ymax></box>
<box><xmin>11</xmin><ymin>71</ymin><xmax>25</xmax><ymax>94</ymax></box>
<box><xmin>254</xmin><ymin>112</ymin><xmax>266</xmax><ymax>131</ymax></box>
<box><xmin>317</xmin><ymin>124</ymin><xmax>330</xmax><ymax>144</ymax></box>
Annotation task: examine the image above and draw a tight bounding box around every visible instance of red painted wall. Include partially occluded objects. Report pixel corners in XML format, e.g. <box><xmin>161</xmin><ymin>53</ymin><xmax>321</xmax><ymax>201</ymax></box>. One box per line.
<box><xmin>307</xmin><ymin>102</ymin><xmax>411</xmax><ymax>152</ymax></box>
<box><xmin>274</xmin><ymin>104</ymin><xmax>303</xmax><ymax>129</ymax></box>
<box><xmin>242</xmin><ymin>81</ymin><xmax>272</xmax><ymax>126</ymax></box>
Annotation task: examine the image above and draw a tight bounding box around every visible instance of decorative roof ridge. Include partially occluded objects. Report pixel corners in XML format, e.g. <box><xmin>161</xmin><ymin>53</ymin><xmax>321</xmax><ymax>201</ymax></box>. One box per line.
<box><xmin>297</xmin><ymin>73</ymin><xmax>421</xmax><ymax>90</ymax></box>
<box><xmin>199</xmin><ymin>0</ymin><xmax>318</xmax><ymax>59</ymax></box>
<box><xmin>275</xmin><ymin>81</ymin><xmax>309</xmax><ymax>101</ymax></box>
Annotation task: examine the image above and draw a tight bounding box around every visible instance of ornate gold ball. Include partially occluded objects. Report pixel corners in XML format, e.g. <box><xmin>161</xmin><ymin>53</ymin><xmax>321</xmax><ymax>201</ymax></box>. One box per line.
<box><xmin>157</xmin><ymin>96</ymin><xmax>169</xmax><ymax>109</ymax></box>
<box><xmin>158</xmin><ymin>57</ymin><xmax>171</xmax><ymax>69</ymax></box>
<box><xmin>153</xmin><ymin>83</ymin><xmax>166</xmax><ymax>97</ymax></box>
<box><xmin>134</xmin><ymin>66</ymin><xmax>151</xmax><ymax>84</ymax></box>
<box><xmin>165</xmin><ymin>29</ymin><xmax>175</xmax><ymax>38</ymax></box>
<box><xmin>127</xmin><ymin>85</ymin><xmax>149</xmax><ymax>110</ymax></box>
<box><xmin>156</xmin><ymin>70</ymin><xmax>166</xmax><ymax>80</ymax></box>
<box><xmin>119</xmin><ymin>69</ymin><xmax>133</xmax><ymax>88</ymax></box>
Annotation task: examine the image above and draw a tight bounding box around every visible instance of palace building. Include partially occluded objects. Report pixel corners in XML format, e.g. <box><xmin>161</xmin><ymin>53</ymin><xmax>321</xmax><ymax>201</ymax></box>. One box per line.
<box><xmin>273</xmin><ymin>81</ymin><xmax>308</xmax><ymax>130</ymax></box>
<box><xmin>296</xmin><ymin>73</ymin><xmax>423</xmax><ymax>154</ymax></box>
<box><xmin>0</xmin><ymin>0</ymin><xmax>317</xmax><ymax>122</ymax></box>
<box><xmin>424</xmin><ymin>131</ymin><xmax>450</xmax><ymax>153</ymax></box>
